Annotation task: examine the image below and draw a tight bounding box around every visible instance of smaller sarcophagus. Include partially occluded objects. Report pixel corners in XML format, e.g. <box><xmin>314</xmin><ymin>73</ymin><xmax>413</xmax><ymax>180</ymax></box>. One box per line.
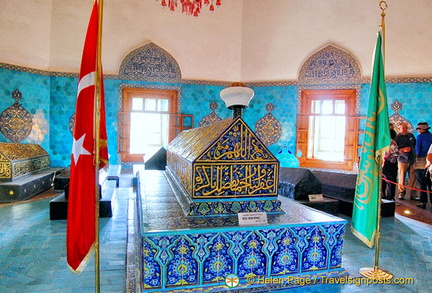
<box><xmin>166</xmin><ymin>117</ymin><xmax>283</xmax><ymax>216</ymax></box>
<box><xmin>0</xmin><ymin>142</ymin><xmax>50</xmax><ymax>181</ymax></box>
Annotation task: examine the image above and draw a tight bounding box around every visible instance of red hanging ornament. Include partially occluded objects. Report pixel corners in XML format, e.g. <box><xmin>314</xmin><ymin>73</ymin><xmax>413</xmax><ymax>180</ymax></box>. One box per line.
<box><xmin>159</xmin><ymin>0</ymin><xmax>221</xmax><ymax>17</ymax></box>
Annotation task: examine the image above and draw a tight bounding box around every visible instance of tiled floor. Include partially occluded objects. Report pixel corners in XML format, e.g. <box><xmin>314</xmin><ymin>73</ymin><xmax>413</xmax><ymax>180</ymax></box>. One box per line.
<box><xmin>394</xmin><ymin>196</ymin><xmax>432</xmax><ymax>225</ymax></box>
<box><xmin>0</xmin><ymin>173</ymin><xmax>431</xmax><ymax>293</ymax></box>
<box><xmin>0</xmin><ymin>175</ymin><xmax>132</xmax><ymax>293</ymax></box>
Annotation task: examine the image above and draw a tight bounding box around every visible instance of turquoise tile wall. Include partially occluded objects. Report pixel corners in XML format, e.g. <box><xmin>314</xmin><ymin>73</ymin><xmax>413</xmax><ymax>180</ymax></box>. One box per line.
<box><xmin>181</xmin><ymin>84</ymin><xmax>300</xmax><ymax>167</ymax></box>
<box><xmin>48</xmin><ymin>77</ymin><xmax>182</xmax><ymax>167</ymax></box>
<box><xmin>360</xmin><ymin>82</ymin><xmax>432</xmax><ymax>127</ymax></box>
<box><xmin>1</xmin><ymin>66</ymin><xmax>432</xmax><ymax>168</ymax></box>
<box><xmin>0</xmin><ymin>67</ymin><xmax>50</xmax><ymax>151</ymax></box>
<box><xmin>387</xmin><ymin>82</ymin><xmax>432</xmax><ymax>123</ymax></box>
<box><xmin>181</xmin><ymin>83</ymin><xmax>229</xmax><ymax>122</ymax></box>
<box><xmin>49</xmin><ymin>75</ymin><xmax>76</xmax><ymax>167</ymax></box>
<box><xmin>249</xmin><ymin>86</ymin><xmax>299</xmax><ymax>167</ymax></box>
<box><xmin>47</xmin><ymin>76</ymin><xmax>168</xmax><ymax>167</ymax></box>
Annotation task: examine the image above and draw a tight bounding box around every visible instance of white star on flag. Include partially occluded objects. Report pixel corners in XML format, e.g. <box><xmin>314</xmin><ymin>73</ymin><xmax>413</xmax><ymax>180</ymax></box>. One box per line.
<box><xmin>72</xmin><ymin>134</ymin><xmax>91</xmax><ymax>165</ymax></box>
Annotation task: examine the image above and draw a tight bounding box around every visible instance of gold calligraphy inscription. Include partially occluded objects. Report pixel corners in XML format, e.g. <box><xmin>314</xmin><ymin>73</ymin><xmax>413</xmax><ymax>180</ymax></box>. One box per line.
<box><xmin>168</xmin><ymin>119</ymin><xmax>233</xmax><ymax>160</ymax></box>
<box><xmin>167</xmin><ymin>151</ymin><xmax>193</xmax><ymax>193</ymax></box>
<box><xmin>0</xmin><ymin>153</ymin><xmax>8</xmax><ymax>161</ymax></box>
<box><xmin>0</xmin><ymin>162</ymin><xmax>12</xmax><ymax>179</ymax></box>
<box><xmin>12</xmin><ymin>157</ymin><xmax>50</xmax><ymax>178</ymax></box>
<box><xmin>355</xmin><ymin>114</ymin><xmax>379</xmax><ymax>210</ymax></box>
<box><xmin>193</xmin><ymin>163</ymin><xmax>277</xmax><ymax>198</ymax></box>
<box><xmin>0</xmin><ymin>143</ymin><xmax>48</xmax><ymax>161</ymax></box>
<box><xmin>202</xmin><ymin>121</ymin><xmax>270</xmax><ymax>162</ymax></box>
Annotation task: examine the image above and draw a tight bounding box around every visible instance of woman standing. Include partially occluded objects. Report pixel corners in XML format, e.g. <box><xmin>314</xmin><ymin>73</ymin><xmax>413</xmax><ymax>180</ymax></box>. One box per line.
<box><xmin>382</xmin><ymin>129</ymin><xmax>399</xmax><ymax>200</ymax></box>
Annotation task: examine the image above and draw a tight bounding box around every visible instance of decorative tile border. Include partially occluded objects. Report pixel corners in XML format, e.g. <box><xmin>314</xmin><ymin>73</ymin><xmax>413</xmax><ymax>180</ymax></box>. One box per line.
<box><xmin>0</xmin><ymin>62</ymin><xmax>51</xmax><ymax>76</ymax></box>
<box><xmin>2</xmin><ymin>62</ymin><xmax>432</xmax><ymax>84</ymax></box>
<box><xmin>246</xmin><ymin>80</ymin><xmax>298</xmax><ymax>87</ymax></box>
<box><xmin>141</xmin><ymin>224</ymin><xmax>346</xmax><ymax>291</ymax></box>
<box><xmin>182</xmin><ymin>79</ymin><xmax>232</xmax><ymax>86</ymax></box>
<box><xmin>136</xmin><ymin>171</ymin><xmax>347</xmax><ymax>292</ymax></box>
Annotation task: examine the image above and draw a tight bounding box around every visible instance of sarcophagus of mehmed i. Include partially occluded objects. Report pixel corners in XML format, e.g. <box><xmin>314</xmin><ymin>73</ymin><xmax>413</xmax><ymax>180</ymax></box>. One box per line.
<box><xmin>0</xmin><ymin>142</ymin><xmax>50</xmax><ymax>181</ymax></box>
<box><xmin>166</xmin><ymin>116</ymin><xmax>283</xmax><ymax>217</ymax></box>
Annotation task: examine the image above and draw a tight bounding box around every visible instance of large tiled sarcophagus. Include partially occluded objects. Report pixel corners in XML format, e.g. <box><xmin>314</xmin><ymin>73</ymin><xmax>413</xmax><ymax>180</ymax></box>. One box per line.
<box><xmin>0</xmin><ymin>142</ymin><xmax>50</xmax><ymax>181</ymax></box>
<box><xmin>166</xmin><ymin>116</ymin><xmax>283</xmax><ymax>216</ymax></box>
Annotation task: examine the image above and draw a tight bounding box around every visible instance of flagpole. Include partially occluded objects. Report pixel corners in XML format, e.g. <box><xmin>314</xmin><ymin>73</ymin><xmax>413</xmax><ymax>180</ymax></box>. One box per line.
<box><xmin>359</xmin><ymin>1</ymin><xmax>393</xmax><ymax>280</ymax></box>
<box><xmin>380</xmin><ymin>1</ymin><xmax>386</xmax><ymax>57</ymax></box>
<box><xmin>94</xmin><ymin>0</ymin><xmax>104</xmax><ymax>292</ymax></box>
<box><xmin>373</xmin><ymin>0</ymin><xmax>387</xmax><ymax>272</ymax></box>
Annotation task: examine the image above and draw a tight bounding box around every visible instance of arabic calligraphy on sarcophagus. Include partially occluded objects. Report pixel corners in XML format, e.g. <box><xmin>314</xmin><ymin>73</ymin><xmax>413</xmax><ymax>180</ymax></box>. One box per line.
<box><xmin>167</xmin><ymin>117</ymin><xmax>280</xmax><ymax>207</ymax></box>
<box><xmin>194</xmin><ymin>163</ymin><xmax>277</xmax><ymax>197</ymax></box>
<box><xmin>0</xmin><ymin>143</ymin><xmax>50</xmax><ymax>181</ymax></box>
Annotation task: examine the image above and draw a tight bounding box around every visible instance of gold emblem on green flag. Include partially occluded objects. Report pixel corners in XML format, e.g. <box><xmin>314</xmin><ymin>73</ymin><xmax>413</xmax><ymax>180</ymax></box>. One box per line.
<box><xmin>351</xmin><ymin>29</ymin><xmax>391</xmax><ymax>248</ymax></box>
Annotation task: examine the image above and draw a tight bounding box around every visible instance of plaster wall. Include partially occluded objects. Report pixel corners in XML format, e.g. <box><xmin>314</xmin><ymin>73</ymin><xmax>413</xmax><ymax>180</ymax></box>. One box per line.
<box><xmin>241</xmin><ymin>0</ymin><xmax>432</xmax><ymax>81</ymax></box>
<box><xmin>0</xmin><ymin>0</ymin><xmax>52</xmax><ymax>70</ymax></box>
<box><xmin>49</xmin><ymin>0</ymin><xmax>243</xmax><ymax>81</ymax></box>
<box><xmin>1</xmin><ymin>1</ymin><xmax>432</xmax><ymax>81</ymax></box>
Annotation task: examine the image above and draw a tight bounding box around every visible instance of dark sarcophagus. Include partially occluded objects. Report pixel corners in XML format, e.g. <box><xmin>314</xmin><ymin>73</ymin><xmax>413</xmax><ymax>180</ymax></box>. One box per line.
<box><xmin>0</xmin><ymin>142</ymin><xmax>62</xmax><ymax>203</ymax></box>
<box><xmin>166</xmin><ymin>117</ymin><xmax>283</xmax><ymax>216</ymax></box>
<box><xmin>0</xmin><ymin>142</ymin><xmax>50</xmax><ymax>181</ymax></box>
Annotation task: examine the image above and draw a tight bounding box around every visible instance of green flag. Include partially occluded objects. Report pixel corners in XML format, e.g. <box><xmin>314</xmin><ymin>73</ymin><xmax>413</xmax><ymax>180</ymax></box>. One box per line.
<box><xmin>351</xmin><ymin>29</ymin><xmax>391</xmax><ymax>248</ymax></box>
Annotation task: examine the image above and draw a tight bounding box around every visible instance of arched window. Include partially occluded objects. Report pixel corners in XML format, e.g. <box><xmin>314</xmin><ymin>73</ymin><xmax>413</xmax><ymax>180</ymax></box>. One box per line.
<box><xmin>117</xmin><ymin>43</ymin><xmax>192</xmax><ymax>163</ymax></box>
<box><xmin>297</xmin><ymin>89</ymin><xmax>358</xmax><ymax>170</ymax></box>
<box><xmin>297</xmin><ymin>45</ymin><xmax>362</xmax><ymax>171</ymax></box>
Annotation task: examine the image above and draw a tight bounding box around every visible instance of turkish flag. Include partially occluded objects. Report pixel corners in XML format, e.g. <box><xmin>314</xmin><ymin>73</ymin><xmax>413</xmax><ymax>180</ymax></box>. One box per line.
<box><xmin>67</xmin><ymin>0</ymin><xmax>108</xmax><ymax>273</ymax></box>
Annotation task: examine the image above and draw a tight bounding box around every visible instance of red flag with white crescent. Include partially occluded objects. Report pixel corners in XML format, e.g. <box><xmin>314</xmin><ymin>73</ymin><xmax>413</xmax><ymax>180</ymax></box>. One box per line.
<box><xmin>67</xmin><ymin>0</ymin><xmax>108</xmax><ymax>273</ymax></box>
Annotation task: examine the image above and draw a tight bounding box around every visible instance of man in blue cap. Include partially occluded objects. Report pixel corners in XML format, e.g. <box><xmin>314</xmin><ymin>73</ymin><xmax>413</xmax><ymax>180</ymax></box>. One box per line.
<box><xmin>414</xmin><ymin>122</ymin><xmax>432</xmax><ymax>209</ymax></box>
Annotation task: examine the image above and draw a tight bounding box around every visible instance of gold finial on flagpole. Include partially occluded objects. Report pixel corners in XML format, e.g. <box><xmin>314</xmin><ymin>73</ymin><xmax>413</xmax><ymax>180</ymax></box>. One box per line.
<box><xmin>379</xmin><ymin>1</ymin><xmax>387</xmax><ymax>55</ymax></box>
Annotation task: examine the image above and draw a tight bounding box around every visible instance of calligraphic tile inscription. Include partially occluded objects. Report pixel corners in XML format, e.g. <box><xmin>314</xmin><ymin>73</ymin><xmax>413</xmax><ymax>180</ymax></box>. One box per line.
<box><xmin>389</xmin><ymin>100</ymin><xmax>413</xmax><ymax>133</ymax></box>
<box><xmin>0</xmin><ymin>153</ymin><xmax>12</xmax><ymax>180</ymax></box>
<box><xmin>198</xmin><ymin>101</ymin><xmax>222</xmax><ymax>127</ymax></box>
<box><xmin>167</xmin><ymin>117</ymin><xmax>283</xmax><ymax>216</ymax></box>
<box><xmin>0</xmin><ymin>89</ymin><xmax>33</xmax><ymax>143</ymax></box>
<box><xmin>167</xmin><ymin>118</ymin><xmax>234</xmax><ymax>195</ymax></box>
<box><xmin>118</xmin><ymin>43</ymin><xmax>181</xmax><ymax>83</ymax></box>
<box><xmin>298</xmin><ymin>45</ymin><xmax>361</xmax><ymax>85</ymax></box>
<box><xmin>255</xmin><ymin>103</ymin><xmax>282</xmax><ymax>146</ymax></box>
<box><xmin>0</xmin><ymin>142</ymin><xmax>50</xmax><ymax>181</ymax></box>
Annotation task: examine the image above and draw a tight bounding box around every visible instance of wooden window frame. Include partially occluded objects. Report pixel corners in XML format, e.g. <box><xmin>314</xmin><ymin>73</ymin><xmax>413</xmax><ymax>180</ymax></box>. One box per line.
<box><xmin>296</xmin><ymin>89</ymin><xmax>360</xmax><ymax>171</ymax></box>
<box><xmin>118</xmin><ymin>88</ymin><xmax>179</xmax><ymax>162</ymax></box>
